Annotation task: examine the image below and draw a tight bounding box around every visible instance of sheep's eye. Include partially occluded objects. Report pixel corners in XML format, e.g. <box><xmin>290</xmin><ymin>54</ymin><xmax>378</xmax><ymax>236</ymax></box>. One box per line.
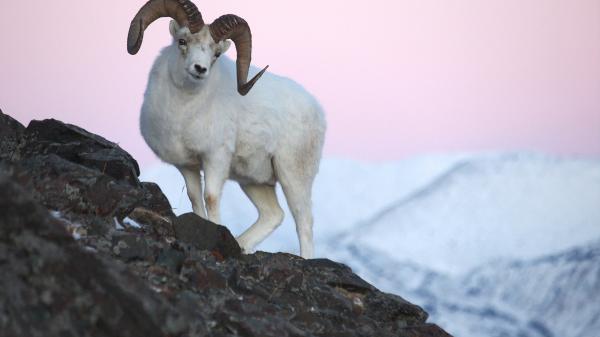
<box><xmin>215</xmin><ymin>52</ymin><xmax>221</xmax><ymax>58</ymax></box>
<box><xmin>178</xmin><ymin>39</ymin><xmax>187</xmax><ymax>46</ymax></box>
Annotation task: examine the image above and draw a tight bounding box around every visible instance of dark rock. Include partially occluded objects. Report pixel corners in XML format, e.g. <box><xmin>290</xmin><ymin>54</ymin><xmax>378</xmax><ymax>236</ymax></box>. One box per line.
<box><xmin>180</xmin><ymin>258</ymin><xmax>228</xmax><ymax>290</ymax></box>
<box><xmin>396</xmin><ymin>324</ymin><xmax>453</xmax><ymax>337</ymax></box>
<box><xmin>85</xmin><ymin>215</ymin><xmax>116</xmax><ymax>237</ymax></box>
<box><xmin>78</xmin><ymin>149</ymin><xmax>140</xmax><ymax>186</ymax></box>
<box><xmin>157</xmin><ymin>246</ymin><xmax>186</xmax><ymax>273</ymax></box>
<box><xmin>0</xmin><ymin>176</ymin><xmax>185</xmax><ymax>337</ymax></box>
<box><xmin>0</xmin><ymin>109</ymin><xmax>25</xmax><ymax>161</ymax></box>
<box><xmin>364</xmin><ymin>292</ymin><xmax>429</xmax><ymax>326</ymax></box>
<box><xmin>1</xmin><ymin>117</ymin><xmax>174</xmax><ymax>221</ymax></box>
<box><xmin>174</xmin><ymin>212</ymin><xmax>242</xmax><ymax>259</ymax></box>
<box><xmin>20</xmin><ymin>118</ymin><xmax>140</xmax><ymax>185</ymax></box>
<box><xmin>13</xmin><ymin>154</ymin><xmax>142</xmax><ymax>218</ymax></box>
<box><xmin>111</xmin><ymin>232</ymin><xmax>154</xmax><ymax>262</ymax></box>
<box><xmin>139</xmin><ymin>182</ymin><xmax>176</xmax><ymax>217</ymax></box>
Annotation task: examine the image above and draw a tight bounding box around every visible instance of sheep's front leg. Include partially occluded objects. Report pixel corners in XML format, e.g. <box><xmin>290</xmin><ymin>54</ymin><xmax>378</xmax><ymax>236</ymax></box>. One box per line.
<box><xmin>202</xmin><ymin>153</ymin><xmax>230</xmax><ymax>224</ymax></box>
<box><xmin>177</xmin><ymin>165</ymin><xmax>207</xmax><ymax>218</ymax></box>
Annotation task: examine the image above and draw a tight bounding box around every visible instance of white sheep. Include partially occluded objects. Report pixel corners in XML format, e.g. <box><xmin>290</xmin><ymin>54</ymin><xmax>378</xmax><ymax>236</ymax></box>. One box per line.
<box><xmin>127</xmin><ymin>0</ymin><xmax>326</xmax><ymax>258</ymax></box>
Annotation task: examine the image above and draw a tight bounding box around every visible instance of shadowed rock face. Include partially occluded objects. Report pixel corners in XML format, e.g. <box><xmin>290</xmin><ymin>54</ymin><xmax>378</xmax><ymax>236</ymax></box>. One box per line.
<box><xmin>0</xmin><ymin>177</ymin><xmax>182</xmax><ymax>337</ymax></box>
<box><xmin>0</xmin><ymin>112</ymin><xmax>452</xmax><ymax>337</ymax></box>
<box><xmin>0</xmin><ymin>109</ymin><xmax>24</xmax><ymax>161</ymax></box>
<box><xmin>2</xmin><ymin>115</ymin><xmax>173</xmax><ymax>220</ymax></box>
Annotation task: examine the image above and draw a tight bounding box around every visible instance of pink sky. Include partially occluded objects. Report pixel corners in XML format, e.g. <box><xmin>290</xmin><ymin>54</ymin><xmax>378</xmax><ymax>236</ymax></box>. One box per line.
<box><xmin>1</xmin><ymin>0</ymin><xmax>599</xmax><ymax>166</ymax></box>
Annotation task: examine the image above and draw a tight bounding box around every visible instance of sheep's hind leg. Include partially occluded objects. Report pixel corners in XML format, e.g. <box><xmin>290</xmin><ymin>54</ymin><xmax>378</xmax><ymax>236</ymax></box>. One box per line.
<box><xmin>274</xmin><ymin>163</ymin><xmax>316</xmax><ymax>259</ymax></box>
<box><xmin>236</xmin><ymin>184</ymin><xmax>285</xmax><ymax>254</ymax></box>
<box><xmin>177</xmin><ymin>165</ymin><xmax>206</xmax><ymax>218</ymax></box>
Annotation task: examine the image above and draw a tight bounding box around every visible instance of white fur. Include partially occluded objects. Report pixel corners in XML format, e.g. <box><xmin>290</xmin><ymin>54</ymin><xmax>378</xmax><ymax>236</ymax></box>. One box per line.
<box><xmin>140</xmin><ymin>23</ymin><xmax>326</xmax><ymax>258</ymax></box>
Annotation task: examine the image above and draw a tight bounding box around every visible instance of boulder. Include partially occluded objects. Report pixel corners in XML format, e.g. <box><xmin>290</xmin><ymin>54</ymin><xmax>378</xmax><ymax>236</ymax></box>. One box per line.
<box><xmin>0</xmin><ymin>113</ymin><xmax>174</xmax><ymax>220</ymax></box>
<box><xmin>20</xmin><ymin>118</ymin><xmax>140</xmax><ymax>186</ymax></box>
<box><xmin>174</xmin><ymin>212</ymin><xmax>243</xmax><ymax>259</ymax></box>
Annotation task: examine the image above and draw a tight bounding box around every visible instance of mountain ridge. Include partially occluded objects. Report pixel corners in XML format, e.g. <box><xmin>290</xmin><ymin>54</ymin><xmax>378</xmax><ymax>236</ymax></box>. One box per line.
<box><xmin>330</xmin><ymin>237</ymin><xmax>600</xmax><ymax>337</ymax></box>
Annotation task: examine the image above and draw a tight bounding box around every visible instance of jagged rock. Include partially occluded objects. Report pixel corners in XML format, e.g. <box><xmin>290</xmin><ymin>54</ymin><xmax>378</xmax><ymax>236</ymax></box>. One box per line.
<box><xmin>20</xmin><ymin>118</ymin><xmax>140</xmax><ymax>186</ymax></box>
<box><xmin>0</xmin><ymin>109</ymin><xmax>25</xmax><ymax>161</ymax></box>
<box><xmin>9</xmin><ymin>154</ymin><xmax>143</xmax><ymax>218</ymax></box>
<box><xmin>174</xmin><ymin>212</ymin><xmax>242</xmax><ymax>259</ymax></box>
<box><xmin>140</xmin><ymin>182</ymin><xmax>176</xmax><ymax>217</ymax></box>
<box><xmin>156</xmin><ymin>245</ymin><xmax>187</xmax><ymax>273</ymax></box>
<box><xmin>0</xmin><ymin>113</ymin><xmax>174</xmax><ymax>220</ymax></box>
<box><xmin>0</xmin><ymin>112</ymin><xmax>452</xmax><ymax>337</ymax></box>
<box><xmin>111</xmin><ymin>231</ymin><xmax>154</xmax><ymax>261</ymax></box>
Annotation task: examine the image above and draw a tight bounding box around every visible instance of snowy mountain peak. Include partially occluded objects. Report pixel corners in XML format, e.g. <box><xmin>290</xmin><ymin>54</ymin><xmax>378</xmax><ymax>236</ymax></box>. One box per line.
<box><xmin>337</xmin><ymin>153</ymin><xmax>600</xmax><ymax>275</ymax></box>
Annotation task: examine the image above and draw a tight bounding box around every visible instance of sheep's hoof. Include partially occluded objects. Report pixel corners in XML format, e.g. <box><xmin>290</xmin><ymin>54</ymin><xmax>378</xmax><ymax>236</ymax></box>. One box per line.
<box><xmin>235</xmin><ymin>239</ymin><xmax>252</xmax><ymax>255</ymax></box>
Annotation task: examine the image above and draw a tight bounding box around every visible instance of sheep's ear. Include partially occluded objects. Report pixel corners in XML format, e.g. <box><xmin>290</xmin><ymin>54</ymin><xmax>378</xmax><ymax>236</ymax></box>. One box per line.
<box><xmin>219</xmin><ymin>40</ymin><xmax>232</xmax><ymax>53</ymax></box>
<box><xmin>169</xmin><ymin>20</ymin><xmax>181</xmax><ymax>37</ymax></box>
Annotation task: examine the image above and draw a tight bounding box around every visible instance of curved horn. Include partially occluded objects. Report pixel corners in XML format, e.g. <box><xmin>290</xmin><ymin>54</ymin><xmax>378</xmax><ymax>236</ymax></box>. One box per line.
<box><xmin>209</xmin><ymin>14</ymin><xmax>269</xmax><ymax>96</ymax></box>
<box><xmin>128</xmin><ymin>0</ymin><xmax>204</xmax><ymax>55</ymax></box>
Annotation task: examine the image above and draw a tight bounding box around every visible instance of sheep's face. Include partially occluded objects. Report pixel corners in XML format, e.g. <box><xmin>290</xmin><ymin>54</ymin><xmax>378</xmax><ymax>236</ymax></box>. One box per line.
<box><xmin>169</xmin><ymin>21</ymin><xmax>231</xmax><ymax>83</ymax></box>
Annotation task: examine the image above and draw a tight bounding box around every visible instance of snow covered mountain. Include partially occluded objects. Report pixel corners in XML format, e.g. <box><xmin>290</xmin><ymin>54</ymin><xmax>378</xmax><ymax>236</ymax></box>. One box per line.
<box><xmin>452</xmin><ymin>241</ymin><xmax>600</xmax><ymax>337</ymax></box>
<box><xmin>331</xmin><ymin>240</ymin><xmax>600</xmax><ymax>337</ymax></box>
<box><xmin>330</xmin><ymin>152</ymin><xmax>600</xmax><ymax>275</ymax></box>
<box><xmin>141</xmin><ymin>152</ymin><xmax>600</xmax><ymax>337</ymax></box>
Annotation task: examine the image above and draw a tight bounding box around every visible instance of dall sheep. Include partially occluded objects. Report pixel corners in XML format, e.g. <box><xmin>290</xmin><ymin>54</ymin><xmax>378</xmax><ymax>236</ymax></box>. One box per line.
<box><xmin>127</xmin><ymin>0</ymin><xmax>326</xmax><ymax>258</ymax></box>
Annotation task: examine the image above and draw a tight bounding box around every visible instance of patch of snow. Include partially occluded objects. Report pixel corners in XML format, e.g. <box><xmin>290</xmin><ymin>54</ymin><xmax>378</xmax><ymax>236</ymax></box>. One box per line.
<box><xmin>49</xmin><ymin>210</ymin><xmax>86</xmax><ymax>240</ymax></box>
<box><xmin>83</xmin><ymin>246</ymin><xmax>98</xmax><ymax>253</ymax></box>
<box><xmin>114</xmin><ymin>217</ymin><xmax>124</xmax><ymax>230</ymax></box>
<box><xmin>123</xmin><ymin>217</ymin><xmax>142</xmax><ymax>228</ymax></box>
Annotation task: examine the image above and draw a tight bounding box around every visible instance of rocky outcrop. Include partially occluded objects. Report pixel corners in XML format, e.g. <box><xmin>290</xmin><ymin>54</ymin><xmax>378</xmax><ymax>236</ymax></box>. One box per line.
<box><xmin>0</xmin><ymin>110</ymin><xmax>452</xmax><ymax>337</ymax></box>
<box><xmin>0</xmin><ymin>109</ymin><xmax>24</xmax><ymax>161</ymax></box>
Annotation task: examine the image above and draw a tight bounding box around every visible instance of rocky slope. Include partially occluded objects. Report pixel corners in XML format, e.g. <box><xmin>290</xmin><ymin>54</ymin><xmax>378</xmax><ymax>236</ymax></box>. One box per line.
<box><xmin>0</xmin><ymin>110</ymin><xmax>451</xmax><ymax>337</ymax></box>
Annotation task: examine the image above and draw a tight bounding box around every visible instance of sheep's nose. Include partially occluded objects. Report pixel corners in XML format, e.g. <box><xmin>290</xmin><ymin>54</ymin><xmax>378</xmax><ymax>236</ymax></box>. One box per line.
<box><xmin>194</xmin><ymin>64</ymin><xmax>207</xmax><ymax>74</ymax></box>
